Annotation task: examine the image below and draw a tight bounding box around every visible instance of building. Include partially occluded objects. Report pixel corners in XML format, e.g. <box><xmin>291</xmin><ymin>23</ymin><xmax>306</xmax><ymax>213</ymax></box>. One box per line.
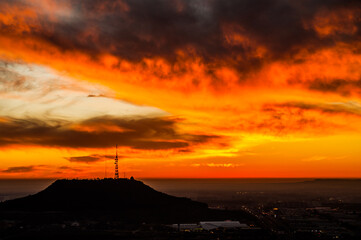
<box><xmin>199</xmin><ymin>221</ymin><xmax>247</xmax><ymax>230</ymax></box>
<box><xmin>171</xmin><ymin>224</ymin><xmax>201</xmax><ymax>231</ymax></box>
<box><xmin>171</xmin><ymin>221</ymin><xmax>248</xmax><ymax>231</ymax></box>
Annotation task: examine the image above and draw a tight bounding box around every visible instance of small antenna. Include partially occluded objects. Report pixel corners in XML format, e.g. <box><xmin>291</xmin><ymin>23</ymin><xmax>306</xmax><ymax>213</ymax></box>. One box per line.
<box><xmin>114</xmin><ymin>144</ymin><xmax>119</xmax><ymax>179</ymax></box>
<box><xmin>104</xmin><ymin>157</ymin><xmax>107</xmax><ymax>179</ymax></box>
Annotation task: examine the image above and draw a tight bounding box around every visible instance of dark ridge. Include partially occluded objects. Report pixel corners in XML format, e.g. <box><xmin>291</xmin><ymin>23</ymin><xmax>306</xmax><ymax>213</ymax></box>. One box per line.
<box><xmin>0</xmin><ymin>178</ymin><xmax>206</xmax><ymax>210</ymax></box>
<box><xmin>0</xmin><ymin>178</ymin><xmax>252</xmax><ymax>223</ymax></box>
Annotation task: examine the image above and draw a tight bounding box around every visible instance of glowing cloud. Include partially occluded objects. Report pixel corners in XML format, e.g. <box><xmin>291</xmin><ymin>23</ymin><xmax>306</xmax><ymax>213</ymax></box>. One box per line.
<box><xmin>1</xmin><ymin>0</ymin><xmax>361</xmax><ymax>178</ymax></box>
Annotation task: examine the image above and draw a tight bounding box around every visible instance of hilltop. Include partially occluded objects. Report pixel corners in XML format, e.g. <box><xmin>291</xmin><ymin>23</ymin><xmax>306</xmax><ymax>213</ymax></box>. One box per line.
<box><xmin>0</xmin><ymin>178</ymin><xmax>251</xmax><ymax>223</ymax></box>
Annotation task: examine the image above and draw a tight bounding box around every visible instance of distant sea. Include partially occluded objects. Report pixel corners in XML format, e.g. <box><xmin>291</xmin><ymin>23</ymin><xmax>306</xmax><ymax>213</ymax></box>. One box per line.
<box><xmin>0</xmin><ymin>179</ymin><xmax>55</xmax><ymax>202</ymax></box>
<box><xmin>1</xmin><ymin>178</ymin><xmax>360</xmax><ymax>202</ymax></box>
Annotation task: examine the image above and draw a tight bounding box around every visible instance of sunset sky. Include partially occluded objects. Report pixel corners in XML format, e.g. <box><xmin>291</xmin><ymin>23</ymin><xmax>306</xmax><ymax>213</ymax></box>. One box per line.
<box><xmin>1</xmin><ymin>0</ymin><xmax>361</xmax><ymax>178</ymax></box>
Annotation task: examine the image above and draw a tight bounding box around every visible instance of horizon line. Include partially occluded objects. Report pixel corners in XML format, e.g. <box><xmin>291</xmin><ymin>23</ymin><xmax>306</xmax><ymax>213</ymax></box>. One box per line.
<box><xmin>1</xmin><ymin>177</ymin><xmax>361</xmax><ymax>180</ymax></box>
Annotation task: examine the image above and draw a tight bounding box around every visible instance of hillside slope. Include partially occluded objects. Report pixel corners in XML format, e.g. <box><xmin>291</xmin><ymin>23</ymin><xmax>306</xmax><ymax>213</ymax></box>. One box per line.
<box><xmin>0</xmin><ymin>179</ymin><xmax>249</xmax><ymax>223</ymax></box>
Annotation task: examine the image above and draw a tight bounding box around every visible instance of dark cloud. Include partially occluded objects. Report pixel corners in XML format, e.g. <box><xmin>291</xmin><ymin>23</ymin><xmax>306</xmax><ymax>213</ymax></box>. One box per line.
<box><xmin>2</xmin><ymin>165</ymin><xmax>83</xmax><ymax>174</ymax></box>
<box><xmin>65</xmin><ymin>154</ymin><xmax>113</xmax><ymax>163</ymax></box>
<box><xmin>308</xmin><ymin>79</ymin><xmax>361</xmax><ymax>96</ymax></box>
<box><xmin>264</xmin><ymin>101</ymin><xmax>361</xmax><ymax>117</ymax></box>
<box><xmin>0</xmin><ymin>116</ymin><xmax>217</xmax><ymax>149</ymax></box>
<box><xmin>1</xmin><ymin>166</ymin><xmax>35</xmax><ymax>173</ymax></box>
<box><xmin>87</xmin><ymin>94</ymin><xmax>106</xmax><ymax>97</ymax></box>
<box><xmin>1</xmin><ymin>0</ymin><xmax>360</xmax><ymax>83</ymax></box>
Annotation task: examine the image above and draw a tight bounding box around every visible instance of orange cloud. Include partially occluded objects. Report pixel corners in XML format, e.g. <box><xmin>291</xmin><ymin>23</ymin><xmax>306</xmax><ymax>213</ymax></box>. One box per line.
<box><xmin>1</xmin><ymin>0</ymin><xmax>361</xmax><ymax>178</ymax></box>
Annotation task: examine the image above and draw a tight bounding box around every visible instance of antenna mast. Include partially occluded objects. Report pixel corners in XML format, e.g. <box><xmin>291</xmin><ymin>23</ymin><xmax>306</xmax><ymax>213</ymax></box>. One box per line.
<box><xmin>104</xmin><ymin>157</ymin><xmax>107</xmax><ymax>179</ymax></box>
<box><xmin>114</xmin><ymin>144</ymin><xmax>119</xmax><ymax>179</ymax></box>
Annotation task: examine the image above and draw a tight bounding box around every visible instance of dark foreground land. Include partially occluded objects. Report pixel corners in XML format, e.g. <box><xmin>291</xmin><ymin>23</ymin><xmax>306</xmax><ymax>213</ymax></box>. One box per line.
<box><xmin>0</xmin><ymin>179</ymin><xmax>267</xmax><ymax>240</ymax></box>
<box><xmin>1</xmin><ymin>178</ymin><xmax>361</xmax><ymax>239</ymax></box>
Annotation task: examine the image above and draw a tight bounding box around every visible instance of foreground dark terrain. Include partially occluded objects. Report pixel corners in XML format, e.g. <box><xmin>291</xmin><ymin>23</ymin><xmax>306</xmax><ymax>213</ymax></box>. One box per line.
<box><xmin>1</xmin><ymin>178</ymin><xmax>361</xmax><ymax>239</ymax></box>
<box><xmin>0</xmin><ymin>178</ymin><xmax>266</xmax><ymax>240</ymax></box>
<box><xmin>156</xmin><ymin>179</ymin><xmax>361</xmax><ymax>240</ymax></box>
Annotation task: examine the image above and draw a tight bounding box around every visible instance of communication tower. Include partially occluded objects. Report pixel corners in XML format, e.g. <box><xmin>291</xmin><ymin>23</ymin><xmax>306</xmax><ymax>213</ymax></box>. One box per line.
<box><xmin>114</xmin><ymin>144</ymin><xmax>119</xmax><ymax>179</ymax></box>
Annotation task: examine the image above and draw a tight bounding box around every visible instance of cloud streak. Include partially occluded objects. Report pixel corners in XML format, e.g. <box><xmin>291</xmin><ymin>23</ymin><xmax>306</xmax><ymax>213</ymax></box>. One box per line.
<box><xmin>268</xmin><ymin>101</ymin><xmax>361</xmax><ymax>117</ymax></box>
<box><xmin>0</xmin><ymin>116</ymin><xmax>218</xmax><ymax>150</ymax></box>
<box><xmin>65</xmin><ymin>154</ymin><xmax>113</xmax><ymax>163</ymax></box>
<box><xmin>1</xmin><ymin>166</ymin><xmax>35</xmax><ymax>173</ymax></box>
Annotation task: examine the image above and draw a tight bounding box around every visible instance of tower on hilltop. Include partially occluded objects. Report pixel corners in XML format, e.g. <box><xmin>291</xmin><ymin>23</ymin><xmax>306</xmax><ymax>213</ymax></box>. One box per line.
<box><xmin>114</xmin><ymin>144</ymin><xmax>119</xmax><ymax>179</ymax></box>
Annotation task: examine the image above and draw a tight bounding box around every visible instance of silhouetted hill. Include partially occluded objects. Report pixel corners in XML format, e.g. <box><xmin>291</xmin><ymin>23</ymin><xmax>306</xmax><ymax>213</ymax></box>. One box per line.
<box><xmin>0</xmin><ymin>179</ymin><xmax>252</xmax><ymax>223</ymax></box>
<box><xmin>1</xmin><ymin>178</ymin><xmax>206</xmax><ymax>210</ymax></box>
